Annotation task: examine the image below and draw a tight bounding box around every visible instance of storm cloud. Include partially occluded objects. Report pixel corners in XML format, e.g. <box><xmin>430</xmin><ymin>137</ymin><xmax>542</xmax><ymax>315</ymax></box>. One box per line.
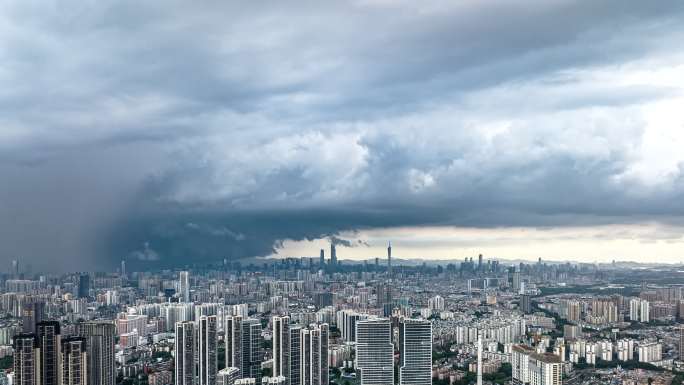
<box><xmin>1</xmin><ymin>1</ymin><xmax>684</xmax><ymax>271</ymax></box>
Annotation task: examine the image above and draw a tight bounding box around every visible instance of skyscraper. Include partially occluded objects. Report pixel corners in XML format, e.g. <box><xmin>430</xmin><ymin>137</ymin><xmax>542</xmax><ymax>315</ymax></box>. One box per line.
<box><xmin>387</xmin><ymin>242</ymin><xmax>392</xmax><ymax>278</ymax></box>
<box><xmin>12</xmin><ymin>333</ymin><xmax>38</xmax><ymax>385</ymax></box>
<box><xmin>199</xmin><ymin>316</ymin><xmax>218</xmax><ymax>385</ymax></box>
<box><xmin>289</xmin><ymin>325</ymin><xmax>302</xmax><ymax>385</ymax></box>
<box><xmin>300</xmin><ymin>324</ymin><xmax>329</xmax><ymax>385</ymax></box>
<box><xmin>37</xmin><ymin>321</ymin><xmax>61</xmax><ymax>385</ymax></box>
<box><xmin>272</xmin><ymin>316</ymin><xmax>290</xmax><ymax>381</ymax></box>
<box><xmin>76</xmin><ymin>321</ymin><xmax>116</xmax><ymax>385</ymax></box>
<box><xmin>179</xmin><ymin>271</ymin><xmax>190</xmax><ymax>302</ymax></box>
<box><xmin>330</xmin><ymin>243</ymin><xmax>337</xmax><ymax>266</ymax></box>
<box><xmin>62</xmin><ymin>337</ymin><xmax>88</xmax><ymax>385</ymax></box>
<box><xmin>78</xmin><ymin>274</ymin><xmax>90</xmax><ymax>299</ymax></box>
<box><xmin>175</xmin><ymin>321</ymin><xmax>196</xmax><ymax>385</ymax></box>
<box><xmin>399</xmin><ymin>319</ymin><xmax>431</xmax><ymax>385</ymax></box>
<box><xmin>226</xmin><ymin>317</ymin><xmax>263</xmax><ymax>383</ymax></box>
<box><xmin>356</xmin><ymin>318</ymin><xmax>393</xmax><ymax>385</ymax></box>
<box><xmin>120</xmin><ymin>260</ymin><xmax>126</xmax><ymax>278</ymax></box>
<box><xmin>319</xmin><ymin>250</ymin><xmax>325</xmax><ymax>268</ymax></box>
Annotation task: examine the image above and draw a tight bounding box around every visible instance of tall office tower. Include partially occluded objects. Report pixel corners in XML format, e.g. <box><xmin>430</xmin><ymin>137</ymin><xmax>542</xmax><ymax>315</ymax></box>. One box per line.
<box><xmin>272</xmin><ymin>316</ymin><xmax>290</xmax><ymax>381</ymax></box>
<box><xmin>478</xmin><ymin>254</ymin><xmax>483</xmax><ymax>271</ymax></box>
<box><xmin>62</xmin><ymin>337</ymin><xmax>88</xmax><ymax>385</ymax></box>
<box><xmin>120</xmin><ymin>260</ymin><xmax>126</xmax><ymax>278</ymax></box>
<box><xmin>76</xmin><ymin>321</ymin><xmax>116</xmax><ymax>385</ymax></box>
<box><xmin>319</xmin><ymin>250</ymin><xmax>325</xmax><ymax>268</ymax></box>
<box><xmin>13</xmin><ymin>334</ymin><xmax>38</xmax><ymax>385</ymax></box>
<box><xmin>12</xmin><ymin>260</ymin><xmax>19</xmax><ymax>278</ymax></box>
<box><xmin>399</xmin><ymin>319</ymin><xmax>431</xmax><ymax>385</ymax></box>
<box><xmin>330</xmin><ymin>244</ymin><xmax>337</xmax><ymax>266</ymax></box>
<box><xmin>37</xmin><ymin>321</ymin><xmax>61</xmax><ymax>385</ymax></box>
<box><xmin>175</xmin><ymin>321</ymin><xmax>196</xmax><ymax>385</ymax></box>
<box><xmin>300</xmin><ymin>324</ymin><xmax>329</xmax><ymax>385</ymax></box>
<box><xmin>356</xmin><ymin>318</ymin><xmax>393</xmax><ymax>385</ymax></box>
<box><xmin>199</xmin><ymin>316</ymin><xmax>218</xmax><ymax>385</ymax></box>
<box><xmin>387</xmin><ymin>242</ymin><xmax>392</xmax><ymax>278</ymax></box>
<box><xmin>179</xmin><ymin>271</ymin><xmax>190</xmax><ymax>302</ymax></box>
<box><xmin>520</xmin><ymin>294</ymin><xmax>532</xmax><ymax>314</ymax></box>
<box><xmin>217</xmin><ymin>368</ymin><xmax>240</xmax><ymax>385</ymax></box>
<box><xmin>226</xmin><ymin>317</ymin><xmax>263</xmax><ymax>383</ymax></box>
<box><xmin>78</xmin><ymin>274</ymin><xmax>90</xmax><ymax>299</ymax></box>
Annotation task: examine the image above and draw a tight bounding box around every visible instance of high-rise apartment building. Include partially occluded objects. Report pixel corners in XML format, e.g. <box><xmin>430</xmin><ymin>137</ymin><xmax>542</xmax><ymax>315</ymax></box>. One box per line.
<box><xmin>37</xmin><ymin>321</ymin><xmax>61</xmax><ymax>385</ymax></box>
<box><xmin>565</xmin><ymin>300</ymin><xmax>581</xmax><ymax>322</ymax></box>
<box><xmin>638</xmin><ymin>341</ymin><xmax>662</xmax><ymax>363</ymax></box>
<box><xmin>427</xmin><ymin>296</ymin><xmax>444</xmax><ymax>312</ymax></box>
<box><xmin>520</xmin><ymin>295</ymin><xmax>532</xmax><ymax>314</ymax></box>
<box><xmin>76</xmin><ymin>321</ymin><xmax>116</xmax><ymax>385</ymax></box>
<box><xmin>512</xmin><ymin>345</ymin><xmax>562</xmax><ymax>385</ymax></box>
<box><xmin>629</xmin><ymin>298</ymin><xmax>650</xmax><ymax>323</ymax></box>
<box><xmin>399</xmin><ymin>319</ymin><xmax>431</xmax><ymax>385</ymax></box>
<box><xmin>272</xmin><ymin>316</ymin><xmax>290</xmax><ymax>381</ymax></box>
<box><xmin>337</xmin><ymin>310</ymin><xmax>367</xmax><ymax>342</ymax></box>
<box><xmin>13</xmin><ymin>334</ymin><xmax>39</xmax><ymax>385</ymax></box>
<box><xmin>175</xmin><ymin>321</ymin><xmax>196</xmax><ymax>385</ymax></box>
<box><xmin>680</xmin><ymin>327</ymin><xmax>684</xmax><ymax>362</ymax></box>
<box><xmin>62</xmin><ymin>337</ymin><xmax>88</xmax><ymax>385</ymax></box>
<box><xmin>356</xmin><ymin>318</ymin><xmax>393</xmax><ymax>385</ymax></box>
<box><xmin>198</xmin><ymin>316</ymin><xmax>218</xmax><ymax>385</ymax></box>
<box><xmin>300</xmin><ymin>324</ymin><xmax>329</xmax><ymax>385</ymax></box>
<box><xmin>226</xmin><ymin>316</ymin><xmax>263</xmax><ymax>383</ymax></box>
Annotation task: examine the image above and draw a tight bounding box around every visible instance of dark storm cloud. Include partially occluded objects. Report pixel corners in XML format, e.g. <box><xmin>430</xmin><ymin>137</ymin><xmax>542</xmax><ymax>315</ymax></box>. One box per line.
<box><xmin>1</xmin><ymin>1</ymin><xmax>684</xmax><ymax>271</ymax></box>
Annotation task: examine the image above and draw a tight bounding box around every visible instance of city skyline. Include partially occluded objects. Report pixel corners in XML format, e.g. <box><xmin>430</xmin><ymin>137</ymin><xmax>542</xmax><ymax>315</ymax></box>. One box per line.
<box><xmin>2</xmin><ymin>2</ymin><xmax>684</xmax><ymax>271</ymax></box>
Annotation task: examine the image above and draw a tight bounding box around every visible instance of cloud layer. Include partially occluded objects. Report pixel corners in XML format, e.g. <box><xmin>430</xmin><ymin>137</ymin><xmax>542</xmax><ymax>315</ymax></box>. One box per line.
<box><xmin>1</xmin><ymin>1</ymin><xmax>684</xmax><ymax>271</ymax></box>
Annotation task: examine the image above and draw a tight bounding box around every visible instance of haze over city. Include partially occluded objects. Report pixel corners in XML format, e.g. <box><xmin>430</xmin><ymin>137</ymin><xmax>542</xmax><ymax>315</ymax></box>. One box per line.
<box><xmin>2</xmin><ymin>1</ymin><xmax>684</xmax><ymax>271</ymax></box>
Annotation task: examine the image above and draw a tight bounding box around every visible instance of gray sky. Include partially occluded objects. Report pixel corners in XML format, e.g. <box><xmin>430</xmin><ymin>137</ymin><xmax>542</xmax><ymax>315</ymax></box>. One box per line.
<box><xmin>2</xmin><ymin>1</ymin><xmax>684</xmax><ymax>271</ymax></box>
